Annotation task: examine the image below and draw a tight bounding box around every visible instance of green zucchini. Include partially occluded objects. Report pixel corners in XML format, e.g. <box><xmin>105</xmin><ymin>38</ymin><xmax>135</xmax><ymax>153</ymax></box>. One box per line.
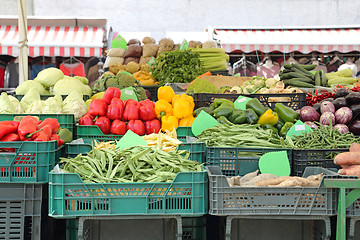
<box><xmin>299</xmin><ymin>64</ymin><xmax>317</xmax><ymax>71</ymax></box>
<box><xmin>283</xmin><ymin>64</ymin><xmax>293</xmax><ymax>69</ymax></box>
<box><xmin>321</xmin><ymin>71</ymin><xmax>328</xmax><ymax>87</ymax></box>
<box><xmin>285</xmin><ymin>77</ymin><xmax>314</xmax><ymax>83</ymax></box>
<box><xmin>283</xmin><ymin>80</ymin><xmax>315</xmax><ymax>88</ymax></box>
<box><xmin>292</xmin><ymin>66</ymin><xmax>314</xmax><ymax>79</ymax></box>
<box><xmin>314</xmin><ymin>71</ymin><xmax>321</xmax><ymax>86</ymax></box>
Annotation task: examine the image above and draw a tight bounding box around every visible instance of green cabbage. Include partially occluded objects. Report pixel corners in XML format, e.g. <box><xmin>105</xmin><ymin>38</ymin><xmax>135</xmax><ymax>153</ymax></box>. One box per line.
<box><xmin>8</xmin><ymin>95</ymin><xmax>24</xmax><ymax>113</ymax></box>
<box><xmin>20</xmin><ymin>87</ymin><xmax>41</xmax><ymax>111</ymax></box>
<box><xmin>25</xmin><ymin>100</ymin><xmax>44</xmax><ymax>114</ymax></box>
<box><xmin>74</xmin><ymin>76</ymin><xmax>89</xmax><ymax>85</ymax></box>
<box><xmin>0</xmin><ymin>92</ymin><xmax>15</xmax><ymax>114</ymax></box>
<box><xmin>42</xmin><ymin>95</ymin><xmax>63</xmax><ymax>114</ymax></box>
<box><xmin>16</xmin><ymin>80</ymin><xmax>47</xmax><ymax>95</ymax></box>
<box><xmin>53</xmin><ymin>77</ymin><xmax>92</xmax><ymax>96</ymax></box>
<box><xmin>62</xmin><ymin>91</ymin><xmax>87</xmax><ymax>120</ymax></box>
<box><xmin>34</xmin><ymin>67</ymin><xmax>64</xmax><ymax>88</ymax></box>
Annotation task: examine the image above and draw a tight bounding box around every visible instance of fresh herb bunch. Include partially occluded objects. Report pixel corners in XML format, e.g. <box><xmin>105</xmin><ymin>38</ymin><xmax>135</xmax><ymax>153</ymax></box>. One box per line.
<box><xmin>151</xmin><ymin>49</ymin><xmax>204</xmax><ymax>85</ymax></box>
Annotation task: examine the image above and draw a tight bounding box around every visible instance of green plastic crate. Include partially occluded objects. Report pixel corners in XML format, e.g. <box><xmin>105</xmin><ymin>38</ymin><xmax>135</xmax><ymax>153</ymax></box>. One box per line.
<box><xmin>15</xmin><ymin>94</ymin><xmax>90</xmax><ymax>101</ymax></box>
<box><xmin>0</xmin><ymin>113</ymin><xmax>75</xmax><ymax>136</ymax></box>
<box><xmin>66</xmin><ymin>138</ymin><xmax>205</xmax><ymax>163</ymax></box>
<box><xmin>206</xmin><ymin>147</ymin><xmax>292</xmax><ymax>176</ymax></box>
<box><xmin>0</xmin><ymin>141</ymin><xmax>62</xmax><ymax>183</ymax></box>
<box><xmin>76</xmin><ymin>125</ymin><xmax>123</xmax><ymax>140</ymax></box>
<box><xmin>176</xmin><ymin>127</ymin><xmax>195</xmax><ymax>138</ymax></box>
<box><xmin>48</xmin><ymin>169</ymin><xmax>208</xmax><ymax>218</ymax></box>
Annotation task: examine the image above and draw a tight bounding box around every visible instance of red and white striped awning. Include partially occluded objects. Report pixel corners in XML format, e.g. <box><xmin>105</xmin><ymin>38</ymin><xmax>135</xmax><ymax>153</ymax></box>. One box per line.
<box><xmin>214</xmin><ymin>27</ymin><xmax>360</xmax><ymax>54</ymax></box>
<box><xmin>0</xmin><ymin>25</ymin><xmax>105</xmax><ymax>57</ymax></box>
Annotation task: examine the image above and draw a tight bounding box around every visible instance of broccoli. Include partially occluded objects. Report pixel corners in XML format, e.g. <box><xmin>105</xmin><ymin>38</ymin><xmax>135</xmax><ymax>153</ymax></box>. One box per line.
<box><xmin>133</xmin><ymin>86</ymin><xmax>147</xmax><ymax>101</ymax></box>
<box><xmin>105</xmin><ymin>77</ymin><xmax>119</xmax><ymax>89</ymax></box>
<box><xmin>92</xmin><ymin>77</ymin><xmax>106</xmax><ymax>94</ymax></box>
<box><xmin>116</xmin><ymin>73</ymin><xmax>137</xmax><ymax>89</ymax></box>
<box><xmin>186</xmin><ymin>77</ymin><xmax>217</xmax><ymax>95</ymax></box>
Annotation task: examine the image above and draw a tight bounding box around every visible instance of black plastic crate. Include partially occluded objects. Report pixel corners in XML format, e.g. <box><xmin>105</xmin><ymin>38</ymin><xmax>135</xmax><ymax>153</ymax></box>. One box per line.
<box><xmin>292</xmin><ymin>149</ymin><xmax>348</xmax><ymax>177</ymax></box>
<box><xmin>193</xmin><ymin>93</ymin><xmax>306</xmax><ymax>110</ymax></box>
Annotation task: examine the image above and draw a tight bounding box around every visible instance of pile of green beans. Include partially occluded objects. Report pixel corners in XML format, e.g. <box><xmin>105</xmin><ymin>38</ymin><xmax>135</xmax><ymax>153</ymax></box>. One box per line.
<box><xmin>285</xmin><ymin>125</ymin><xmax>360</xmax><ymax>149</ymax></box>
<box><xmin>196</xmin><ymin>123</ymin><xmax>287</xmax><ymax>148</ymax></box>
<box><xmin>60</xmin><ymin>146</ymin><xmax>202</xmax><ymax>183</ymax></box>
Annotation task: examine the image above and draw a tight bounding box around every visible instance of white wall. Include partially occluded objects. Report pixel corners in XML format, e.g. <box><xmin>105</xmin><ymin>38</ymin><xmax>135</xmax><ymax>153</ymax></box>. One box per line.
<box><xmin>3</xmin><ymin>0</ymin><xmax>360</xmax><ymax>42</ymax></box>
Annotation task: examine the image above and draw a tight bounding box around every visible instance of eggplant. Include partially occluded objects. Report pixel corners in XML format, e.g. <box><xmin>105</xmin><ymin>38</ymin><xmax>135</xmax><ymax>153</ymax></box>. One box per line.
<box><xmin>300</xmin><ymin>106</ymin><xmax>320</xmax><ymax>122</ymax></box>
<box><xmin>350</xmin><ymin>104</ymin><xmax>360</xmax><ymax>119</ymax></box>
<box><xmin>320</xmin><ymin>98</ymin><xmax>335</xmax><ymax>104</ymax></box>
<box><xmin>345</xmin><ymin>92</ymin><xmax>360</xmax><ymax>106</ymax></box>
<box><xmin>334</xmin><ymin>88</ymin><xmax>349</xmax><ymax>99</ymax></box>
<box><xmin>335</xmin><ymin>107</ymin><xmax>353</xmax><ymax>124</ymax></box>
<box><xmin>333</xmin><ymin>97</ymin><xmax>347</xmax><ymax>110</ymax></box>
<box><xmin>320</xmin><ymin>101</ymin><xmax>335</xmax><ymax>114</ymax></box>
<box><xmin>334</xmin><ymin>124</ymin><xmax>349</xmax><ymax>134</ymax></box>
<box><xmin>312</xmin><ymin>103</ymin><xmax>321</xmax><ymax>114</ymax></box>
<box><xmin>349</xmin><ymin>120</ymin><xmax>360</xmax><ymax>135</ymax></box>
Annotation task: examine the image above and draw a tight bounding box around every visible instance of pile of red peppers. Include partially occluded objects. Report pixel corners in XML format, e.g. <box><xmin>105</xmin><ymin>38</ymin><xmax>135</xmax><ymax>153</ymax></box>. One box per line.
<box><xmin>0</xmin><ymin>116</ymin><xmax>64</xmax><ymax>147</ymax></box>
<box><xmin>306</xmin><ymin>89</ymin><xmax>335</xmax><ymax>106</ymax></box>
<box><xmin>79</xmin><ymin>87</ymin><xmax>160</xmax><ymax>136</ymax></box>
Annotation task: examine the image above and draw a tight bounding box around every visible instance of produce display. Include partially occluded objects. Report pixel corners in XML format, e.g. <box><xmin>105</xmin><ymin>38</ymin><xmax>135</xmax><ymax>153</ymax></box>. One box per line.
<box><xmin>0</xmin><ymin>117</ymin><xmax>71</xmax><ymax>147</ymax></box>
<box><xmin>226</xmin><ymin>170</ymin><xmax>323</xmax><ymax>187</ymax></box>
<box><xmin>60</xmin><ymin>145</ymin><xmax>202</xmax><ymax>183</ymax></box>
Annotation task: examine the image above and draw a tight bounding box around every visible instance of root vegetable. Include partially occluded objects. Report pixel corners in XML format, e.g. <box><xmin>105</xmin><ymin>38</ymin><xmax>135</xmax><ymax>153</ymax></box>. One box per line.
<box><xmin>338</xmin><ymin>165</ymin><xmax>360</xmax><ymax>177</ymax></box>
<box><xmin>239</xmin><ymin>170</ymin><xmax>258</xmax><ymax>185</ymax></box>
<box><xmin>269</xmin><ymin>177</ymin><xmax>320</xmax><ymax>187</ymax></box>
<box><xmin>255</xmin><ymin>176</ymin><xmax>290</xmax><ymax>187</ymax></box>
<box><xmin>307</xmin><ymin>173</ymin><xmax>323</xmax><ymax>181</ymax></box>
<box><xmin>242</xmin><ymin>173</ymin><xmax>278</xmax><ymax>187</ymax></box>
<box><xmin>350</xmin><ymin>142</ymin><xmax>360</xmax><ymax>152</ymax></box>
<box><xmin>334</xmin><ymin>152</ymin><xmax>360</xmax><ymax>165</ymax></box>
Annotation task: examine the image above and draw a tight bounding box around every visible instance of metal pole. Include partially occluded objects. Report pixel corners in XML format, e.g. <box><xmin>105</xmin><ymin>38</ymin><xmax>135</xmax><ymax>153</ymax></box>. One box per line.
<box><xmin>18</xmin><ymin>0</ymin><xmax>28</xmax><ymax>84</ymax></box>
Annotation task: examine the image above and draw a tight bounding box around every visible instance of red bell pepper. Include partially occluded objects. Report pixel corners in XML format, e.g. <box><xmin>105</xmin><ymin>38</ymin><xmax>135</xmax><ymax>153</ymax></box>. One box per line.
<box><xmin>139</xmin><ymin>104</ymin><xmax>156</xmax><ymax>121</ymax></box>
<box><xmin>88</xmin><ymin>99</ymin><xmax>107</xmax><ymax>117</ymax></box>
<box><xmin>18</xmin><ymin>116</ymin><xmax>39</xmax><ymax>141</ymax></box>
<box><xmin>79</xmin><ymin>114</ymin><xmax>94</xmax><ymax>125</ymax></box>
<box><xmin>125</xmin><ymin>99</ymin><xmax>140</xmax><ymax>108</ymax></box>
<box><xmin>111</xmin><ymin>98</ymin><xmax>125</xmax><ymax>108</ymax></box>
<box><xmin>49</xmin><ymin>134</ymin><xmax>65</xmax><ymax>147</ymax></box>
<box><xmin>145</xmin><ymin>119</ymin><xmax>161</xmax><ymax>134</ymax></box>
<box><xmin>127</xmin><ymin>120</ymin><xmax>145</xmax><ymax>135</ymax></box>
<box><xmin>123</xmin><ymin>104</ymin><xmax>140</xmax><ymax>121</ymax></box>
<box><xmin>38</xmin><ymin>118</ymin><xmax>60</xmax><ymax>134</ymax></box>
<box><xmin>94</xmin><ymin>116</ymin><xmax>111</xmax><ymax>134</ymax></box>
<box><xmin>33</xmin><ymin>125</ymin><xmax>53</xmax><ymax>142</ymax></box>
<box><xmin>0</xmin><ymin>121</ymin><xmax>20</xmax><ymax>139</ymax></box>
<box><xmin>140</xmin><ymin>99</ymin><xmax>155</xmax><ymax>108</ymax></box>
<box><xmin>103</xmin><ymin>87</ymin><xmax>121</xmax><ymax>105</ymax></box>
<box><xmin>0</xmin><ymin>133</ymin><xmax>20</xmax><ymax>141</ymax></box>
<box><xmin>106</xmin><ymin>103</ymin><xmax>124</xmax><ymax>120</ymax></box>
<box><xmin>110</xmin><ymin>119</ymin><xmax>127</xmax><ymax>135</ymax></box>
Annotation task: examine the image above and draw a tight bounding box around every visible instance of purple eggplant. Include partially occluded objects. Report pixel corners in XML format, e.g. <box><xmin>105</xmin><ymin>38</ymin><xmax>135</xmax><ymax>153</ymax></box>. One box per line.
<box><xmin>335</xmin><ymin>107</ymin><xmax>353</xmax><ymax>125</ymax></box>
<box><xmin>320</xmin><ymin>101</ymin><xmax>335</xmax><ymax>114</ymax></box>
<box><xmin>349</xmin><ymin>120</ymin><xmax>360</xmax><ymax>135</ymax></box>
<box><xmin>305</xmin><ymin>121</ymin><xmax>318</xmax><ymax>129</ymax></box>
<box><xmin>300</xmin><ymin>106</ymin><xmax>320</xmax><ymax>122</ymax></box>
<box><xmin>334</xmin><ymin>124</ymin><xmax>349</xmax><ymax>134</ymax></box>
<box><xmin>320</xmin><ymin>112</ymin><xmax>335</xmax><ymax>126</ymax></box>
<box><xmin>333</xmin><ymin>97</ymin><xmax>347</xmax><ymax>110</ymax></box>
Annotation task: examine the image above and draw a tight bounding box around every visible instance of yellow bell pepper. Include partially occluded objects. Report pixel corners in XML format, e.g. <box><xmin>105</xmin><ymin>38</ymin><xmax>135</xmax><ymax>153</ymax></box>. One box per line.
<box><xmin>90</xmin><ymin>92</ymin><xmax>105</xmax><ymax>100</ymax></box>
<box><xmin>155</xmin><ymin>99</ymin><xmax>173</xmax><ymax>119</ymax></box>
<box><xmin>179</xmin><ymin>116</ymin><xmax>195</xmax><ymax>127</ymax></box>
<box><xmin>173</xmin><ymin>98</ymin><xmax>193</xmax><ymax>119</ymax></box>
<box><xmin>257</xmin><ymin>109</ymin><xmax>279</xmax><ymax>126</ymax></box>
<box><xmin>172</xmin><ymin>94</ymin><xmax>194</xmax><ymax>111</ymax></box>
<box><xmin>161</xmin><ymin>115</ymin><xmax>179</xmax><ymax>132</ymax></box>
<box><xmin>157</xmin><ymin>86</ymin><xmax>175</xmax><ymax>103</ymax></box>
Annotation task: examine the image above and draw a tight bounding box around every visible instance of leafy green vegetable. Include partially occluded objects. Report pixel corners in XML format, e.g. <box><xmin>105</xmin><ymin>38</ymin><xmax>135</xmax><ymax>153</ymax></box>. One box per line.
<box><xmin>53</xmin><ymin>77</ymin><xmax>92</xmax><ymax>96</ymax></box>
<box><xmin>25</xmin><ymin>100</ymin><xmax>45</xmax><ymax>114</ymax></box>
<box><xmin>42</xmin><ymin>95</ymin><xmax>63</xmax><ymax>114</ymax></box>
<box><xmin>16</xmin><ymin>80</ymin><xmax>47</xmax><ymax>95</ymax></box>
<box><xmin>151</xmin><ymin>49</ymin><xmax>204</xmax><ymax>85</ymax></box>
<box><xmin>34</xmin><ymin>67</ymin><xmax>64</xmax><ymax>88</ymax></box>
<box><xmin>8</xmin><ymin>95</ymin><xmax>23</xmax><ymax>113</ymax></box>
<box><xmin>62</xmin><ymin>92</ymin><xmax>88</xmax><ymax>121</ymax></box>
<box><xmin>0</xmin><ymin>92</ymin><xmax>15</xmax><ymax>114</ymax></box>
<box><xmin>186</xmin><ymin>77</ymin><xmax>217</xmax><ymax>95</ymax></box>
<box><xmin>20</xmin><ymin>87</ymin><xmax>41</xmax><ymax>111</ymax></box>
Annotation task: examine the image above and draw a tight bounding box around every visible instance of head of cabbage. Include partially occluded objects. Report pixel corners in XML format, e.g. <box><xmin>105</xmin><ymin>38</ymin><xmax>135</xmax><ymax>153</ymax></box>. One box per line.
<box><xmin>62</xmin><ymin>91</ymin><xmax>88</xmax><ymax>121</ymax></box>
<box><xmin>20</xmin><ymin>87</ymin><xmax>41</xmax><ymax>111</ymax></box>
<box><xmin>0</xmin><ymin>92</ymin><xmax>16</xmax><ymax>114</ymax></box>
<box><xmin>26</xmin><ymin>100</ymin><xmax>45</xmax><ymax>114</ymax></box>
<box><xmin>8</xmin><ymin>95</ymin><xmax>24</xmax><ymax>113</ymax></box>
<box><xmin>34</xmin><ymin>67</ymin><xmax>64</xmax><ymax>88</ymax></box>
<box><xmin>42</xmin><ymin>95</ymin><xmax>63</xmax><ymax>114</ymax></box>
<box><xmin>53</xmin><ymin>77</ymin><xmax>92</xmax><ymax>96</ymax></box>
<box><xmin>16</xmin><ymin>80</ymin><xmax>47</xmax><ymax>95</ymax></box>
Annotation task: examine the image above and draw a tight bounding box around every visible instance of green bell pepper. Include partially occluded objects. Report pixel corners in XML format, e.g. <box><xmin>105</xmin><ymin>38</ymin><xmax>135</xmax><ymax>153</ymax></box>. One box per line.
<box><xmin>193</xmin><ymin>106</ymin><xmax>214</xmax><ymax>117</ymax></box>
<box><xmin>280</xmin><ymin>122</ymin><xmax>294</xmax><ymax>136</ymax></box>
<box><xmin>261</xmin><ymin>124</ymin><xmax>279</xmax><ymax>135</ymax></box>
<box><xmin>217</xmin><ymin>116</ymin><xmax>233</xmax><ymax>125</ymax></box>
<box><xmin>213</xmin><ymin>102</ymin><xmax>233</xmax><ymax>118</ymax></box>
<box><xmin>245</xmin><ymin>108</ymin><xmax>258</xmax><ymax>124</ymax></box>
<box><xmin>245</xmin><ymin>98</ymin><xmax>266</xmax><ymax>116</ymax></box>
<box><xmin>274</xmin><ymin>116</ymin><xmax>285</xmax><ymax>131</ymax></box>
<box><xmin>228</xmin><ymin>109</ymin><xmax>246</xmax><ymax>124</ymax></box>
<box><xmin>213</xmin><ymin>98</ymin><xmax>234</xmax><ymax>109</ymax></box>
<box><xmin>274</xmin><ymin>103</ymin><xmax>300</xmax><ymax>123</ymax></box>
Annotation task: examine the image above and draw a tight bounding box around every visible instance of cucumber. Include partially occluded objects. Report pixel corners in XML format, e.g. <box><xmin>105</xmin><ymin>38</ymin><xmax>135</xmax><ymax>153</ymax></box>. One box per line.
<box><xmin>287</xmin><ymin>72</ymin><xmax>314</xmax><ymax>80</ymax></box>
<box><xmin>286</xmin><ymin>77</ymin><xmax>314</xmax><ymax>83</ymax></box>
<box><xmin>283</xmin><ymin>79</ymin><xmax>315</xmax><ymax>88</ymax></box>
<box><xmin>321</xmin><ymin>71</ymin><xmax>328</xmax><ymax>87</ymax></box>
<box><xmin>283</xmin><ymin>64</ymin><xmax>293</xmax><ymax>69</ymax></box>
<box><xmin>299</xmin><ymin>64</ymin><xmax>317</xmax><ymax>71</ymax></box>
<box><xmin>314</xmin><ymin>71</ymin><xmax>321</xmax><ymax>86</ymax></box>
<box><xmin>292</xmin><ymin>67</ymin><xmax>314</xmax><ymax>79</ymax></box>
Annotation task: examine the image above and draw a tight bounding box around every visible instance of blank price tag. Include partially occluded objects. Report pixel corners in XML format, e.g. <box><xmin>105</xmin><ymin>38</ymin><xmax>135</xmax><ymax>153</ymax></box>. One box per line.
<box><xmin>121</xmin><ymin>87</ymin><xmax>138</xmax><ymax>101</ymax></box>
<box><xmin>234</xmin><ymin>96</ymin><xmax>251</xmax><ymax>110</ymax></box>
<box><xmin>286</xmin><ymin>120</ymin><xmax>313</xmax><ymax>138</ymax></box>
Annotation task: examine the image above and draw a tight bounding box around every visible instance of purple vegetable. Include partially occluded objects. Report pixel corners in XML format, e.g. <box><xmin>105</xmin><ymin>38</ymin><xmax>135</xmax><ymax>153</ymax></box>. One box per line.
<box><xmin>296</xmin><ymin>109</ymin><xmax>301</xmax><ymax>114</ymax></box>
<box><xmin>320</xmin><ymin>101</ymin><xmax>335</xmax><ymax>114</ymax></box>
<box><xmin>300</xmin><ymin>106</ymin><xmax>320</xmax><ymax>122</ymax></box>
<box><xmin>320</xmin><ymin>112</ymin><xmax>335</xmax><ymax>126</ymax></box>
<box><xmin>335</xmin><ymin>107</ymin><xmax>353</xmax><ymax>125</ymax></box>
<box><xmin>305</xmin><ymin>121</ymin><xmax>318</xmax><ymax>129</ymax></box>
<box><xmin>145</xmin><ymin>89</ymin><xmax>151</xmax><ymax>100</ymax></box>
<box><xmin>334</xmin><ymin>124</ymin><xmax>349</xmax><ymax>134</ymax></box>
<box><xmin>349</xmin><ymin>120</ymin><xmax>360</xmax><ymax>135</ymax></box>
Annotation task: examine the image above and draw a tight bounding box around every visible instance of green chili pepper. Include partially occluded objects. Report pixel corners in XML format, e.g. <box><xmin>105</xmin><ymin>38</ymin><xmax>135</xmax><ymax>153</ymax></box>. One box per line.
<box><xmin>280</xmin><ymin>122</ymin><xmax>294</xmax><ymax>136</ymax></box>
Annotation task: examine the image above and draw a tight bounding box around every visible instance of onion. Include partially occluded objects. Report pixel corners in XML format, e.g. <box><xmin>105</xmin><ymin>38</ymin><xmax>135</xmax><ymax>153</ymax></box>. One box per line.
<box><xmin>335</xmin><ymin>107</ymin><xmax>353</xmax><ymax>125</ymax></box>
<box><xmin>300</xmin><ymin>106</ymin><xmax>320</xmax><ymax>122</ymax></box>
<box><xmin>320</xmin><ymin>112</ymin><xmax>335</xmax><ymax>126</ymax></box>
<box><xmin>320</xmin><ymin>101</ymin><xmax>336</xmax><ymax>114</ymax></box>
<box><xmin>334</xmin><ymin>124</ymin><xmax>349</xmax><ymax>134</ymax></box>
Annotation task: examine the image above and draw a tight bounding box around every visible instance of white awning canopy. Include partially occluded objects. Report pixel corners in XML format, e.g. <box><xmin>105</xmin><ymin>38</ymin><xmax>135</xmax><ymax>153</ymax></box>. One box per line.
<box><xmin>213</xmin><ymin>26</ymin><xmax>360</xmax><ymax>54</ymax></box>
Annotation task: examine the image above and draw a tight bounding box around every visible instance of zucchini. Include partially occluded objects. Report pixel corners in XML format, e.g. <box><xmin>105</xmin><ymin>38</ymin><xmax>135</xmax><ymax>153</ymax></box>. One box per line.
<box><xmin>283</xmin><ymin>79</ymin><xmax>315</xmax><ymax>88</ymax></box>
<box><xmin>321</xmin><ymin>71</ymin><xmax>328</xmax><ymax>87</ymax></box>
<box><xmin>314</xmin><ymin>71</ymin><xmax>321</xmax><ymax>86</ymax></box>
<box><xmin>286</xmin><ymin>77</ymin><xmax>314</xmax><ymax>83</ymax></box>
<box><xmin>292</xmin><ymin>66</ymin><xmax>314</xmax><ymax>79</ymax></box>
<box><xmin>285</xmin><ymin>72</ymin><xmax>314</xmax><ymax>80</ymax></box>
<box><xmin>299</xmin><ymin>64</ymin><xmax>317</xmax><ymax>71</ymax></box>
<box><xmin>283</xmin><ymin>64</ymin><xmax>293</xmax><ymax>69</ymax></box>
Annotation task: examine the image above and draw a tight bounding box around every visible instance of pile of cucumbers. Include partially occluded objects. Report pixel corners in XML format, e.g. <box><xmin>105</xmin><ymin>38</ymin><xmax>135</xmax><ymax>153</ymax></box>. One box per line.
<box><xmin>279</xmin><ymin>64</ymin><xmax>326</xmax><ymax>88</ymax></box>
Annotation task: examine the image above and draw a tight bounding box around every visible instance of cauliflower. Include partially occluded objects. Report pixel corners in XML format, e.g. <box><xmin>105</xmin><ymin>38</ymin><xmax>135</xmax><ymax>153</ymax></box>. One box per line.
<box><xmin>265</xmin><ymin>78</ymin><xmax>278</xmax><ymax>88</ymax></box>
<box><xmin>34</xmin><ymin>67</ymin><xmax>64</xmax><ymax>88</ymax></box>
<box><xmin>53</xmin><ymin>77</ymin><xmax>92</xmax><ymax>96</ymax></box>
<box><xmin>230</xmin><ymin>86</ymin><xmax>242</xmax><ymax>94</ymax></box>
<box><xmin>16</xmin><ymin>80</ymin><xmax>47</xmax><ymax>95</ymax></box>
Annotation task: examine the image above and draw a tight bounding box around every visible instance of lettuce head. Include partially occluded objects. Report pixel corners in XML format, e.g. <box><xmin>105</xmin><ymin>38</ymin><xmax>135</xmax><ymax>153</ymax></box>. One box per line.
<box><xmin>62</xmin><ymin>91</ymin><xmax>87</xmax><ymax>120</ymax></box>
<box><xmin>34</xmin><ymin>67</ymin><xmax>64</xmax><ymax>88</ymax></box>
<box><xmin>16</xmin><ymin>80</ymin><xmax>47</xmax><ymax>95</ymax></box>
